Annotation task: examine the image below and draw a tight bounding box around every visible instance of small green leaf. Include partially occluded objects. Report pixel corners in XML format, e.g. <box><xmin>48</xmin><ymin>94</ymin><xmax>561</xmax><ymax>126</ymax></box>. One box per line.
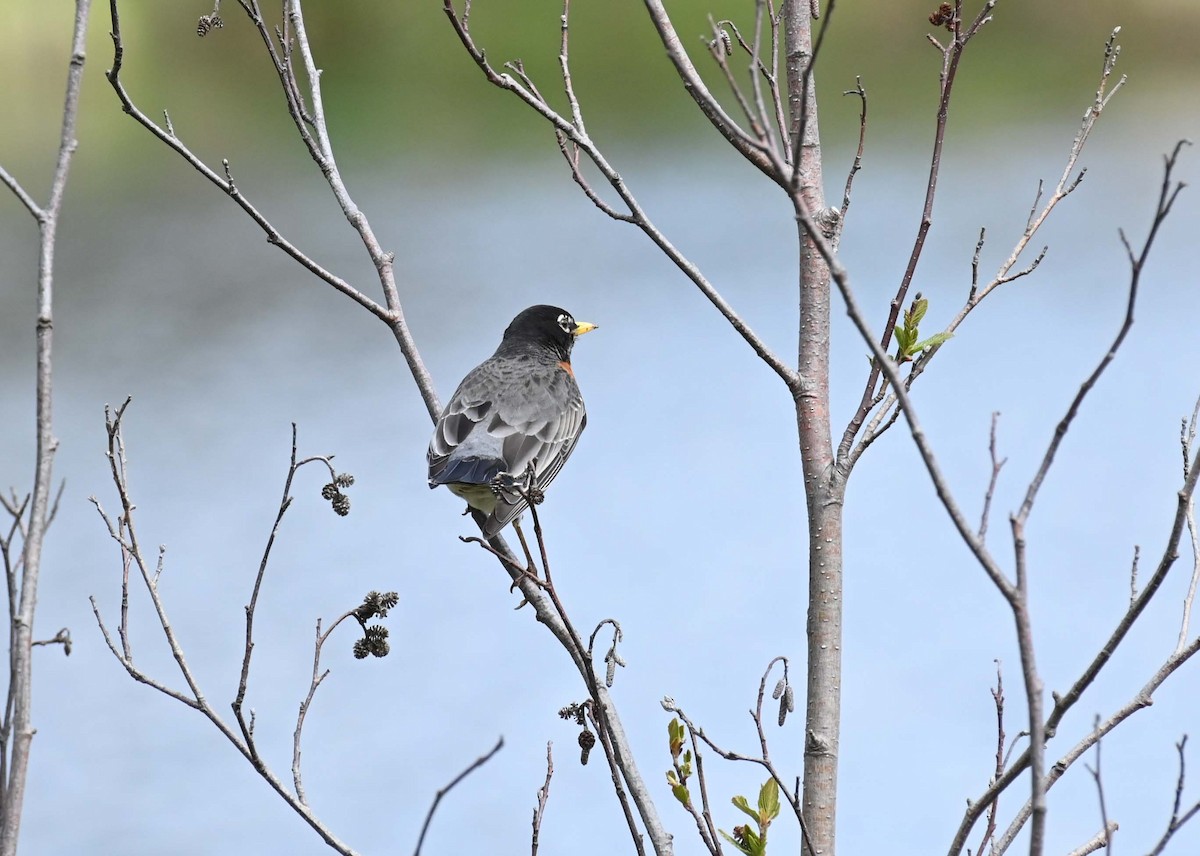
<box><xmin>672</xmin><ymin>783</ymin><xmax>691</xmax><ymax>806</ymax></box>
<box><xmin>893</xmin><ymin>324</ymin><xmax>912</xmax><ymax>353</ymax></box>
<box><xmin>758</xmin><ymin>777</ymin><xmax>781</xmax><ymax>823</ymax></box>
<box><xmin>909</xmin><ymin>296</ymin><xmax>929</xmax><ymax>326</ymax></box>
<box><xmin>732</xmin><ymin>794</ymin><xmax>759</xmax><ymax>822</ymax></box>
<box><xmin>913</xmin><ymin>331</ymin><xmax>953</xmax><ymax>352</ymax></box>
<box><xmin>666</xmin><ymin>770</ymin><xmax>680</xmax><ymax>787</ymax></box>
<box><xmin>668</xmin><ymin>718</ymin><xmax>685</xmax><ymax>758</ymax></box>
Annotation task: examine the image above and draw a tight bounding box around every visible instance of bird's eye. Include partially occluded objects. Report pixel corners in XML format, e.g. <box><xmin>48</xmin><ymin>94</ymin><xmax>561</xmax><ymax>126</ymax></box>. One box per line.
<box><xmin>557</xmin><ymin>313</ymin><xmax>575</xmax><ymax>333</ymax></box>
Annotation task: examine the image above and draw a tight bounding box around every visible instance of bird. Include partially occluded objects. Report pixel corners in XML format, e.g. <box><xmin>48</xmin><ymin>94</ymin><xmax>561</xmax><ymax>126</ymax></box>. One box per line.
<box><xmin>428</xmin><ymin>305</ymin><xmax>596</xmax><ymax>537</ymax></box>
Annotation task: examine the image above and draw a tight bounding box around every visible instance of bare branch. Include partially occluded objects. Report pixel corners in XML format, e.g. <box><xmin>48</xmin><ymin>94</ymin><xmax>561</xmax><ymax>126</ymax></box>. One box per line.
<box><xmin>704</xmin><ymin>16</ymin><xmax>769</xmax><ymax>148</ymax></box>
<box><xmin>29</xmin><ymin>628</ymin><xmax>71</xmax><ymax>656</ymax></box>
<box><xmin>977</xmin><ymin>412</ymin><xmax>1007</xmax><ymax>543</ymax></box>
<box><xmin>839</xmin><ymin>76</ymin><xmax>867</xmax><ymax>219</ymax></box>
<box><xmin>412</xmin><ymin>737</ymin><xmax>504</xmax><ymax>856</ymax></box>
<box><xmin>1065</xmin><ymin>822</ymin><xmax>1119</xmax><ymax>856</ymax></box>
<box><xmin>1177</xmin><ymin>397</ymin><xmax>1200</xmax><ymax>652</ymax></box>
<box><xmin>973</xmin><ymin>661</ymin><xmax>1005</xmax><ymax>856</ymax></box>
<box><xmin>234</xmin><ymin>424</ymin><xmax>341</xmax><ymax>758</ymax></box>
<box><xmin>292</xmin><ymin>608</ymin><xmax>359</xmax><ymax>805</ymax></box>
<box><xmin>0</xmin><ymin>169</ymin><xmax>42</xmax><ymax>221</ymax></box>
<box><xmin>531</xmin><ymin>742</ymin><xmax>553</xmax><ymax>856</ymax></box>
<box><xmin>638</xmin><ymin>1</ymin><xmax>780</xmax><ymax>179</ymax></box>
<box><xmin>89</xmin><ymin>404</ymin><xmax>362</xmax><ymax>854</ymax></box>
<box><xmin>838</xmin><ymin>0</ymin><xmax>997</xmax><ymax>461</ymax></box>
<box><xmin>1083</xmin><ymin>717</ymin><xmax>1114</xmax><ymax>856</ymax></box>
<box><xmin>1129</xmin><ymin>545</ymin><xmax>1141</xmax><ymax>604</ymax></box>
<box><xmin>443</xmin><ymin>0</ymin><xmax>798</xmax><ymax>392</ymax></box>
<box><xmin>1016</xmin><ymin>140</ymin><xmax>1188</xmax><ymax>527</ymax></box>
<box><xmin>0</xmin><ymin>4</ymin><xmax>91</xmax><ymax>847</ymax></box>
<box><xmin>106</xmin><ymin>0</ymin><xmax>441</xmax><ymax>420</ymax></box>
<box><xmin>844</xmin><ymin>27</ymin><xmax>1131</xmax><ymax>465</ymax></box>
<box><xmin>990</xmin><ymin>632</ymin><xmax>1200</xmax><ymax>854</ymax></box>
<box><xmin>1146</xmin><ymin>736</ymin><xmax>1200</xmax><ymax>856</ymax></box>
<box><xmin>945</xmin><ymin>140</ymin><xmax>1194</xmax><ymax>856</ymax></box>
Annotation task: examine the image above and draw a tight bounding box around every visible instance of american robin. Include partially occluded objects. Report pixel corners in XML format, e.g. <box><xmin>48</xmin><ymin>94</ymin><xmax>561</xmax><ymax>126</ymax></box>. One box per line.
<box><xmin>428</xmin><ymin>305</ymin><xmax>596</xmax><ymax>536</ymax></box>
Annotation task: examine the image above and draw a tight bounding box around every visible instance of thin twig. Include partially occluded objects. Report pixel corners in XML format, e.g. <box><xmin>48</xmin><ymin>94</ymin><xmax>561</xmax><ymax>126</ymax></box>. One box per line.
<box><xmin>989</xmin><ymin>634</ymin><xmax>1200</xmax><ymax>855</ymax></box>
<box><xmin>293</xmin><ymin>608</ymin><xmax>359</xmax><ymax>805</ymax></box>
<box><xmin>443</xmin><ymin>0</ymin><xmax>799</xmax><ymax>392</ymax></box>
<box><xmin>233</xmin><ymin>425</ymin><xmax>338</xmax><ymax>757</ymax></box>
<box><xmin>1065</xmin><ymin>822</ymin><xmax>1119</xmax><ymax>856</ymax></box>
<box><xmin>412</xmin><ymin>737</ymin><xmax>504</xmax><ymax>856</ymax></box>
<box><xmin>973</xmin><ymin>661</ymin><xmax>1005</xmax><ymax>856</ymax></box>
<box><xmin>89</xmin><ymin>403</ymin><xmax>361</xmax><ymax>855</ymax></box>
<box><xmin>978</xmin><ymin>412</ymin><xmax>1007</xmax><ymax>543</ymax></box>
<box><xmin>839</xmin><ymin>76</ymin><xmax>867</xmax><ymax>220</ymax></box>
<box><xmin>522</xmin><ymin>500</ymin><xmax>650</xmax><ymax>856</ymax></box>
<box><xmin>661</xmin><ymin>658</ymin><xmax>814</xmax><ymax>855</ymax></box>
<box><xmin>1146</xmin><ymin>736</ymin><xmax>1200</xmax><ymax>856</ymax></box>
<box><xmin>838</xmin><ymin>0</ymin><xmax>997</xmax><ymax>464</ymax></box>
<box><xmin>1177</xmin><ymin>397</ymin><xmax>1200</xmax><ymax>652</ymax></box>
<box><xmin>107</xmin><ymin>0</ymin><xmax>441</xmax><ymax>419</ymax></box>
<box><xmin>531</xmin><ymin>742</ymin><xmax>553</xmax><ymax>856</ymax></box>
<box><xmin>843</xmin><ymin>27</ymin><xmax>1128</xmax><ymax>468</ymax></box>
<box><xmin>1083</xmin><ymin>716</ymin><xmax>1114</xmax><ymax>856</ymax></box>
<box><xmin>944</xmin><ymin>140</ymin><xmax>1193</xmax><ymax>856</ymax></box>
<box><xmin>636</xmin><ymin>1</ymin><xmax>779</xmax><ymax>180</ymax></box>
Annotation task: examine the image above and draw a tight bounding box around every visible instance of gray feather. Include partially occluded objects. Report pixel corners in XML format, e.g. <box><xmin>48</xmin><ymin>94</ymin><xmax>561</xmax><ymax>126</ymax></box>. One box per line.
<box><xmin>428</xmin><ymin>352</ymin><xmax>587</xmax><ymax>535</ymax></box>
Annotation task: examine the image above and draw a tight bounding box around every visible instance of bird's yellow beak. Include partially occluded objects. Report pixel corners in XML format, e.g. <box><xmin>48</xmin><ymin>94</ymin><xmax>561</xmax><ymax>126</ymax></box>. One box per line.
<box><xmin>573</xmin><ymin>321</ymin><xmax>598</xmax><ymax>336</ymax></box>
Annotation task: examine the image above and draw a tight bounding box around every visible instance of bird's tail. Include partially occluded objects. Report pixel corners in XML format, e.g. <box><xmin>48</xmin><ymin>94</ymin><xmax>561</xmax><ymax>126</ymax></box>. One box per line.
<box><xmin>429</xmin><ymin>455</ymin><xmax>505</xmax><ymax>487</ymax></box>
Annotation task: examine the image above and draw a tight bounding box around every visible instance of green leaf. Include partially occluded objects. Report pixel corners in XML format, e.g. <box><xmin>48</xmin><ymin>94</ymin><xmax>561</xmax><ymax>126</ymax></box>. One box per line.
<box><xmin>732</xmin><ymin>794</ymin><xmax>759</xmax><ymax>822</ymax></box>
<box><xmin>893</xmin><ymin>324</ymin><xmax>912</xmax><ymax>353</ymax></box>
<box><xmin>666</xmin><ymin>770</ymin><xmax>680</xmax><ymax>787</ymax></box>
<box><xmin>668</xmin><ymin>718</ymin><xmax>684</xmax><ymax>758</ymax></box>
<box><xmin>913</xmin><ymin>331</ymin><xmax>953</xmax><ymax>352</ymax></box>
<box><xmin>909</xmin><ymin>296</ymin><xmax>929</xmax><ymax>326</ymax></box>
<box><xmin>672</xmin><ymin>783</ymin><xmax>691</xmax><ymax>806</ymax></box>
<box><xmin>758</xmin><ymin>777</ymin><xmax>781</xmax><ymax>823</ymax></box>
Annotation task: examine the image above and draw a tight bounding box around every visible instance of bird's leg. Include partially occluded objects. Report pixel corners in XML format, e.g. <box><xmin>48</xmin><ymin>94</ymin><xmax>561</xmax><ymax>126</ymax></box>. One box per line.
<box><xmin>508</xmin><ymin>517</ymin><xmax>546</xmax><ymax>595</ymax></box>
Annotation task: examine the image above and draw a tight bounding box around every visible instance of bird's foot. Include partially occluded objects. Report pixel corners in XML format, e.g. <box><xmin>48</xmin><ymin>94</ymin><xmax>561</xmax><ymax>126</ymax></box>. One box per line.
<box><xmin>490</xmin><ymin>472</ymin><xmax>519</xmax><ymax>500</ymax></box>
<box><xmin>509</xmin><ymin>565</ymin><xmax>546</xmax><ymax>595</ymax></box>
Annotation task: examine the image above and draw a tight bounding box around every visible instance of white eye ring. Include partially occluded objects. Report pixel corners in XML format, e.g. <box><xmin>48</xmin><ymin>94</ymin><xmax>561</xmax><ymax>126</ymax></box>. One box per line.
<box><xmin>557</xmin><ymin>313</ymin><xmax>575</xmax><ymax>333</ymax></box>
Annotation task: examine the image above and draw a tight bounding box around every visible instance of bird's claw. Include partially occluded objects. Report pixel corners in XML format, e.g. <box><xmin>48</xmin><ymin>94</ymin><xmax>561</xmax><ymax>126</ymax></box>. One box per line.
<box><xmin>509</xmin><ymin>566</ymin><xmax>546</xmax><ymax>596</ymax></box>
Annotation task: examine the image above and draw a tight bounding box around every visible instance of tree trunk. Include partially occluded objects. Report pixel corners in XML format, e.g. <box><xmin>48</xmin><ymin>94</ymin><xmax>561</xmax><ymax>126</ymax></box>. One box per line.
<box><xmin>786</xmin><ymin>2</ymin><xmax>842</xmax><ymax>854</ymax></box>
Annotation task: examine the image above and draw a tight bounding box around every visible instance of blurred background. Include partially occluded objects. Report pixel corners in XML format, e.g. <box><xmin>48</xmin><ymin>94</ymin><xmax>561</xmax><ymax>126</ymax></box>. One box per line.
<box><xmin>2</xmin><ymin>1</ymin><xmax>1199</xmax><ymax>854</ymax></box>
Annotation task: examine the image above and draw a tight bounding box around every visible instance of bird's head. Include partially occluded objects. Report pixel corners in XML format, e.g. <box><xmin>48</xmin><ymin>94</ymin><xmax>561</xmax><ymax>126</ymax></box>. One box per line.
<box><xmin>500</xmin><ymin>304</ymin><xmax>597</xmax><ymax>360</ymax></box>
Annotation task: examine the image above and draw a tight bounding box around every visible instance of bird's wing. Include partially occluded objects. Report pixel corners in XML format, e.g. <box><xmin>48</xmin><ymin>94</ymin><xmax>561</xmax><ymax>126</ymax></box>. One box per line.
<box><xmin>427</xmin><ymin>362</ymin><xmax>501</xmax><ymax>485</ymax></box>
<box><xmin>428</xmin><ymin>360</ymin><xmax>586</xmax><ymax>488</ymax></box>
<box><xmin>485</xmin><ymin>369</ymin><xmax>586</xmax><ymax>532</ymax></box>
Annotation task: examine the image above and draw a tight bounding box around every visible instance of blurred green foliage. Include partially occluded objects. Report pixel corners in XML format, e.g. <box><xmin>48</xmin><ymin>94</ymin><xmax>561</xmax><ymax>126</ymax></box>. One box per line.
<box><xmin>2</xmin><ymin>1</ymin><xmax>1197</xmax><ymax>179</ymax></box>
